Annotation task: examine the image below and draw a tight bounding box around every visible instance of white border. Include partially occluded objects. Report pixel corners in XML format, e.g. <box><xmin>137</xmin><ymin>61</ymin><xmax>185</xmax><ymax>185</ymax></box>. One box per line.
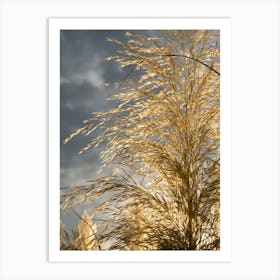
<box><xmin>49</xmin><ymin>18</ymin><xmax>231</xmax><ymax>262</ymax></box>
<box><xmin>1</xmin><ymin>0</ymin><xmax>279</xmax><ymax>279</ymax></box>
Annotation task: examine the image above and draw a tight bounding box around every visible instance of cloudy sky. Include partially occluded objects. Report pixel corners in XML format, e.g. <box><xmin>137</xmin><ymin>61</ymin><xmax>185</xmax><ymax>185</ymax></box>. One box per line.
<box><xmin>61</xmin><ymin>30</ymin><xmax>140</xmax><ymax>188</ymax></box>
<box><xmin>60</xmin><ymin>30</ymin><xmax>145</xmax><ymax>228</ymax></box>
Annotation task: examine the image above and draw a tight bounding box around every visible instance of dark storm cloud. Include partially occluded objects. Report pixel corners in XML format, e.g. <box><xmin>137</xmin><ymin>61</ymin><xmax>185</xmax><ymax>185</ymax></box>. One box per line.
<box><xmin>60</xmin><ymin>30</ymin><xmax>130</xmax><ymax>83</ymax></box>
<box><xmin>60</xmin><ymin>31</ymin><xmax>116</xmax><ymax>188</ymax></box>
<box><xmin>60</xmin><ymin>30</ymin><xmax>146</xmax><ymax>190</ymax></box>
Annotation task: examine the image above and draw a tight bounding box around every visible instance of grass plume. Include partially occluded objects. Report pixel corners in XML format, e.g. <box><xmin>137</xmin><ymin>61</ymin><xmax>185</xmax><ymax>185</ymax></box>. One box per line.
<box><xmin>61</xmin><ymin>30</ymin><xmax>220</xmax><ymax>250</ymax></box>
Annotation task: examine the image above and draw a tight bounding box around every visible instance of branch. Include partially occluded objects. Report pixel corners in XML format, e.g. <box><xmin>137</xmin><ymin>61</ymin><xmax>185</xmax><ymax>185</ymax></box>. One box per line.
<box><xmin>163</xmin><ymin>54</ymin><xmax>220</xmax><ymax>76</ymax></box>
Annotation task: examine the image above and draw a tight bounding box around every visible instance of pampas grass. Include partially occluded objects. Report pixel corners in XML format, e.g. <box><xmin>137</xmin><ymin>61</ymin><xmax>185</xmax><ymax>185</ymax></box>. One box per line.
<box><xmin>61</xmin><ymin>30</ymin><xmax>220</xmax><ymax>250</ymax></box>
<box><xmin>60</xmin><ymin>211</ymin><xmax>98</xmax><ymax>250</ymax></box>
